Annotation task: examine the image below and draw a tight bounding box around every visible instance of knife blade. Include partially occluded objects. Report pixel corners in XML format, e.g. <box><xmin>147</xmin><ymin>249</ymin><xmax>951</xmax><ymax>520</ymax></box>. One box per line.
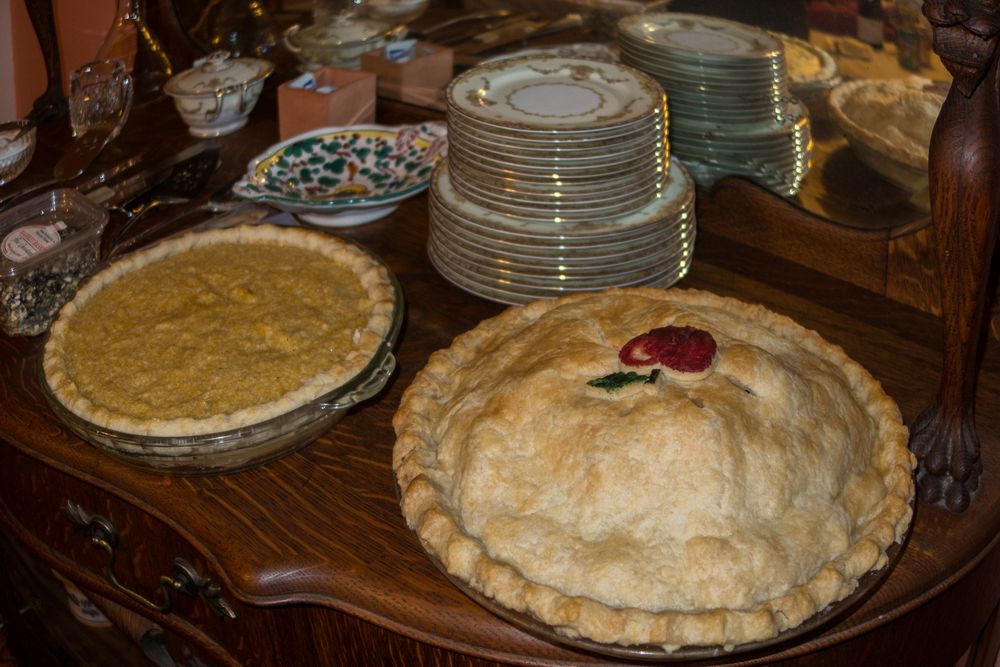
<box><xmin>53</xmin><ymin>119</ymin><xmax>118</xmax><ymax>181</ymax></box>
<box><xmin>0</xmin><ymin>150</ymin><xmax>147</xmax><ymax>210</ymax></box>
<box><xmin>421</xmin><ymin>13</ymin><xmax>539</xmax><ymax>46</ymax></box>
<box><xmin>410</xmin><ymin>9</ymin><xmax>513</xmax><ymax>39</ymax></box>
<box><xmin>452</xmin><ymin>16</ymin><xmax>549</xmax><ymax>54</ymax></box>
<box><xmin>452</xmin><ymin>13</ymin><xmax>584</xmax><ymax>58</ymax></box>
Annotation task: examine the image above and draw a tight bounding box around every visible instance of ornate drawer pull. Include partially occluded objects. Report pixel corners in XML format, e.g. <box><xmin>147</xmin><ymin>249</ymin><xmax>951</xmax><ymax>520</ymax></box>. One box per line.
<box><xmin>62</xmin><ymin>501</ymin><xmax>237</xmax><ymax>620</ymax></box>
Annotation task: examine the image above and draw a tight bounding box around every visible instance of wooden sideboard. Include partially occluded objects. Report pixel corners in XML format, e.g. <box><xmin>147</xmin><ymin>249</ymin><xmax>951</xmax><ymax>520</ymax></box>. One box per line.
<box><xmin>0</xmin><ymin>79</ymin><xmax>999</xmax><ymax>667</ymax></box>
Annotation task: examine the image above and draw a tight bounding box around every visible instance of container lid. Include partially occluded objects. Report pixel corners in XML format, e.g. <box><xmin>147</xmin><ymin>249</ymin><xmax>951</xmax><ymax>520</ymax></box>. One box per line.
<box><xmin>0</xmin><ymin>189</ymin><xmax>108</xmax><ymax>278</ymax></box>
<box><xmin>163</xmin><ymin>51</ymin><xmax>274</xmax><ymax>97</ymax></box>
<box><xmin>289</xmin><ymin>15</ymin><xmax>398</xmax><ymax>49</ymax></box>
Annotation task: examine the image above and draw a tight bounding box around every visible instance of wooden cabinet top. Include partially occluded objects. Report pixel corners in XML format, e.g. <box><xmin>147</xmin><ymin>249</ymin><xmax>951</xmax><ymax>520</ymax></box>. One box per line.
<box><xmin>1</xmin><ymin>88</ymin><xmax>998</xmax><ymax>666</ymax></box>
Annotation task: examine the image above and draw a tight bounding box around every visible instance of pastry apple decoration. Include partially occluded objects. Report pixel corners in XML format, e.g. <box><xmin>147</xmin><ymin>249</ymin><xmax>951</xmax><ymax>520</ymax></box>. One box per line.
<box><xmin>589</xmin><ymin>324</ymin><xmax>717</xmax><ymax>392</ymax></box>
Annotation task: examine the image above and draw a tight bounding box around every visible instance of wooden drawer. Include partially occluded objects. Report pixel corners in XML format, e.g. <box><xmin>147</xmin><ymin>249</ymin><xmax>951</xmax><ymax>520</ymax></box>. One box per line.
<box><xmin>0</xmin><ymin>445</ymin><xmax>240</xmax><ymax>665</ymax></box>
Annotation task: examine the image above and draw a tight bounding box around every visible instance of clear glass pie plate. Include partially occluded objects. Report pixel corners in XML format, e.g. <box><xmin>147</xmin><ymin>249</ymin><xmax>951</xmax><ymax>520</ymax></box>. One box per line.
<box><xmin>40</xmin><ymin>248</ymin><xmax>404</xmax><ymax>475</ymax></box>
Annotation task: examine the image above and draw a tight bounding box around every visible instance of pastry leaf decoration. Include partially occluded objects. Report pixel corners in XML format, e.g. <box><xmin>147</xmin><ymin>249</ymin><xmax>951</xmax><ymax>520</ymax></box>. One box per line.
<box><xmin>587</xmin><ymin>369</ymin><xmax>660</xmax><ymax>392</ymax></box>
<box><xmin>619</xmin><ymin>325</ymin><xmax>717</xmax><ymax>373</ymax></box>
<box><xmin>588</xmin><ymin>326</ymin><xmax>717</xmax><ymax>392</ymax></box>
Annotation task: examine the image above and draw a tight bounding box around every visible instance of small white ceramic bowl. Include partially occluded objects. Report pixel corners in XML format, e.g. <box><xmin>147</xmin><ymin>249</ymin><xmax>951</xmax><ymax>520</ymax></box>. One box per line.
<box><xmin>164</xmin><ymin>51</ymin><xmax>274</xmax><ymax>137</ymax></box>
<box><xmin>0</xmin><ymin>120</ymin><xmax>37</xmax><ymax>185</ymax></box>
<box><xmin>233</xmin><ymin>122</ymin><xmax>447</xmax><ymax>226</ymax></box>
<box><xmin>284</xmin><ymin>16</ymin><xmax>405</xmax><ymax>71</ymax></box>
<box><xmin>365</xmin><ymin>0</ymin><xmax>429</xmax><ymax>24</ymax></box>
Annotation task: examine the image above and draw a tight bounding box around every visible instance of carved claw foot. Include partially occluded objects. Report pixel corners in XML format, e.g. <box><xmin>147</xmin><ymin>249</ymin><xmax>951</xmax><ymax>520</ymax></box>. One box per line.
<box><xmin>909</xmin><ymin>402</ymin><xmax>982</xmax><ymax>512</ymax></box>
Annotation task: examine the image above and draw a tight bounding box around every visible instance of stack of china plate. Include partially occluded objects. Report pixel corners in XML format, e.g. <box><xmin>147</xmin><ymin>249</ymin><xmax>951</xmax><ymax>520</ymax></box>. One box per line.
<box><xmin>429</xmin><ymin>54</ymin><xmax>696</xmax><ymax>305</ymax></box>
<box><xmin>617</xmin><ymin>13</ymin><xmax>812</xmax><ymax>197</ymax></box>
<box><xmin>445</xmin><ymin>55</ymin><xmax>669</xmax><ymax>222</ymax></box>
<box><xmin>428</xmin><ymin>159</ymin><xmax>696</xmax><ymax>306</ymax></box>
<box><xmin>773</xmin><ymin>32</ymin><xmax>840</xmax><ymax>105</ymax></box>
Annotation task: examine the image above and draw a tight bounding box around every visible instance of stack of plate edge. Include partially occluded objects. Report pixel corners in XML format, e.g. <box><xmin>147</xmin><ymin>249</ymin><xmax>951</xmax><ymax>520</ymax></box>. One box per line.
<box><xmin>443</xmin><ymin>54</ymin><xmax>671</xmax><ymax>222</ymax></box>
<box><xmin>616</xmin><ymin>12</ymin><xmax>813</xmax><ymax>196</ymax></box>
<box><xmin>428</xmin><ymin>158</ymin><xmax>697</xmax><ymax>305</ymax></box>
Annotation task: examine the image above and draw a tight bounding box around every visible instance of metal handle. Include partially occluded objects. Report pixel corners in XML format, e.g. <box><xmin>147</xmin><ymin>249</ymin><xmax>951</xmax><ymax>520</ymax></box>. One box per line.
<box><xmin>205</xmin><ymin>89</ymin><xmax>225</xmax><ymax>122</ymax></box>
<box><xmin>282</xmin><ymin>24</ymin><xmax>302</xmax><ymax>54</ymax></box>
<box><xmin>320</xmin><ymin>352</ymin><xmax>396</xmax><ymax>411</ymax></box>
<box><xmin>62</xmin><ymin>501</ymin><xmax>236</xmax><ymax>620</ymax></box>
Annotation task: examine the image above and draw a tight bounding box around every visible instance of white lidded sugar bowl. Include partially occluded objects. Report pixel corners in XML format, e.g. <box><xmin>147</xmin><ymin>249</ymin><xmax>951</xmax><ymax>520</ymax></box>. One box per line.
<box><xmin>164</xmin><ymin>50</ymin><xmax>274</xmax><ymax>137</ymax></box>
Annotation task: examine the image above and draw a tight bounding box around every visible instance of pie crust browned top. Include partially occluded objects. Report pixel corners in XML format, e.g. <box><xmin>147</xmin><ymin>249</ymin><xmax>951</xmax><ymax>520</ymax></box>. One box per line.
<box><xmin>393</xmin><ymin>288</ymin><xmax>914</xmax><ymax>652</ymax></box>
<box><xmin>44</xmin><ymin>224</ymin><xmax>395</xmax><ymax>437</ymax></box>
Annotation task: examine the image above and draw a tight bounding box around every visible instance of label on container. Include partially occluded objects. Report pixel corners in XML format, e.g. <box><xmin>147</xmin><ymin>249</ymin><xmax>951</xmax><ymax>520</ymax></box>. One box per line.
<box><xmin>2</xmin><ymin>221</ymin><xmax>67</xmax><ymax>263</ymax></box>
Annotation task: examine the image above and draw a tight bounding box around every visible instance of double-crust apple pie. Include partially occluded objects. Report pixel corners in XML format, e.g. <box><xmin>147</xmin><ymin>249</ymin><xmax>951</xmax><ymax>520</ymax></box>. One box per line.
<box><xmin>393</xmin><ymin>288</ymin><xmax>914</xmax><ymax>652</ymax></box>
<box><xmin>44</xmin><ymin>224</ymin><xmax>395</xmax><ymax>437</ymax></box>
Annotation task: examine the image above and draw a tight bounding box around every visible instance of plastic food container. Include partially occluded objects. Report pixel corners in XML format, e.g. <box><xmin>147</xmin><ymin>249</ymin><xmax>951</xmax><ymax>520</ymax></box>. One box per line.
<box><xmin>0</xmin><ymin>189</ymin><xmax>108</xmax><ymax>336</ymax></box>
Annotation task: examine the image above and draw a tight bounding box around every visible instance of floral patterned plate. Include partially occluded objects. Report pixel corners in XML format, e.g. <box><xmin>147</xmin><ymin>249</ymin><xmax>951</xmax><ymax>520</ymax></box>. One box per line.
<box><xmin>233</xmin><ymin>122</ymin><xmax>447</xmax><ymax>226</ymax></box>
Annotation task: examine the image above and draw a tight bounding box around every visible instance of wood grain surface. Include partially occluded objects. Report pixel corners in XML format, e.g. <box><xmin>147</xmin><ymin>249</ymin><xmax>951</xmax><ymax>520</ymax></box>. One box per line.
<box><xmin>0</xmin><ymin>79</ymin><xmax>998</xmax><ymax>666</ymax></box>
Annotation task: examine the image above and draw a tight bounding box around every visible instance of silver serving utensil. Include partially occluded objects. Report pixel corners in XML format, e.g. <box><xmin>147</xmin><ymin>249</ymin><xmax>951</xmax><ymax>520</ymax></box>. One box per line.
<box><xmin>411</xmin><ymin>9</ymin><xmax>512</xmax><ymax>36</ymax></box>
<box><xmin>106</xmin><ymin>147</ymin><xmax>222</xmax><ymax>254</ymax></box>
<box><xmin>53</xmin><ymin>119</ymin><xmax>118</xmax><ymax>181</ymax></box>
<box><xmin>412</xmin><ymin>10</ymin><xmax>521</xmax><ymax>43</ymax></box>
<box><xmin>84</xmin><ymin>143</ymin><xmax>218</xmax><ymax>209</ymax></box>
<box><xmin>451</xmin><ymin>13</ymin><xmax>583</xmax><ymax>57</ymax></box>
<box><xmin>0</xmin><ymin>150</ymin><xmax>148</xmax><ymax>210</ymax></box>
<box><xmin>106</xmin><ymin>202</ymin><xmax>261</xmax><ymax>260</ymax></box>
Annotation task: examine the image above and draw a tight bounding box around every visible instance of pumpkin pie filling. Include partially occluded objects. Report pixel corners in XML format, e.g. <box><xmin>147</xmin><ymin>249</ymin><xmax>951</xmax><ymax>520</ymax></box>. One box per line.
<box><xmin>44</xmin><ymin>225</ymin><xmax>395</xmax><ymax>437</ymax></box>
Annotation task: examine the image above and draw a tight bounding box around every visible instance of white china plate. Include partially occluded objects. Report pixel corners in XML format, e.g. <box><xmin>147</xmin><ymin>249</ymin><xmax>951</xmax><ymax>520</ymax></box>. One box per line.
<box><xmin>430</xmin><ymin>215</ymin><xmax>694</xmax><ymax>268</ymax></box>
<box><xmin>618</xmin><ymin>13</ymin><xmax>783</xmax><ymax>60</ymax></box>
<box><xmin>428</xmin><ymin>240</ymin><xmax>692</xmax><ymax>305</ymax></box>
<box><xmin>447</xmin><ymin>158</ymin><xmax>666</xmax><ymax>203</ymax></box>
<box><xmin>446</xmin><ymin>132</ymin><xmax>665</xmax><ymax>167</ymax></box>
<box><xmin>429</xmin><ymin>232</ymin><xmax>693</xmax><ymax>289</ymax></box>
<box><xmin>446</xmin><ymin>143</ymin><xmax>666</xmax><ymax>179</ymax></box>
<box><xmin>447</xmin><ymin>55</ymin><xmax>664</xmax><ymax>132</ymax></box>
<box><xmin>447</xmin><ymin>108</ymin><xmax>666</xmax><ymax>142</ymax></box>
<box><xmin>445</xmin><ymin>152</ymin><xmax>667</xmax><ymax>185</ymax></box>
<box><xmin>430</xmin><ymin>158</ymin><xmax>694</xmax><ymax>237</ymax></box>
<box><xmin>448</xmin><ymin>116</ymin><xmax>667</xmax><ymax>155</ymax></box>
<box><xmin>430</xmin><ymin>198</ymin><xmax>694</xmax><ymax>252</ymax></box>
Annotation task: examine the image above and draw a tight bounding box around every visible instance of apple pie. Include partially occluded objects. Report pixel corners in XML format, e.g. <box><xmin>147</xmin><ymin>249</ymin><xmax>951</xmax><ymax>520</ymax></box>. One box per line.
<box><xmin>393</xmin><ymin>288</ymin><xmax>914</xmax><ymax>651</ymax></box>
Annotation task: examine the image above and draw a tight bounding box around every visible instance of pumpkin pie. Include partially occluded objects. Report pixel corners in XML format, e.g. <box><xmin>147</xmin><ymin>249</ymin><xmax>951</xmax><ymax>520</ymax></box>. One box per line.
<box><xmin>393</xmin><ymin>288</ymin><xmax>914</xmax><ymax>652</ymax></box>
<box><xmin>44</xmin><ymin>224</ymin><xmax>396</xmax><ymax>437</ymax></box>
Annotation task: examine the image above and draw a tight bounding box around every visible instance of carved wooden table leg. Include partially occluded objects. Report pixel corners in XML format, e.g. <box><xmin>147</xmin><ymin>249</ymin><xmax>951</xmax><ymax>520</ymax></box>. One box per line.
<box><xmin>909</xmin><ymin>1</ymin><xmax>1000</xmax><ymax>512</ymax></box>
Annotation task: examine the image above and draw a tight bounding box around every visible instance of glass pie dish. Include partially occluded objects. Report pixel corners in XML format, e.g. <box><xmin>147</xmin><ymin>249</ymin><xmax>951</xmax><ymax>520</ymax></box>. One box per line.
<box><xmin>40</xmin><ymin>245</ymin><xmax>404</xmax><ymax>475</ymax></box>
<box><xmin>828</xmin><ymin>77</ymin><xmax>944</xmax><ymax>210</ymax></box>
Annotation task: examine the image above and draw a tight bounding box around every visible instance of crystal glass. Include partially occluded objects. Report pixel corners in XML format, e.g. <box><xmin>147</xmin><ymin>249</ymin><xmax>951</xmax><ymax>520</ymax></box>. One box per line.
<box><xmin>68</xmin><ymin>58</ymin><xmax>133</xmax><ymax>138</ymax></box>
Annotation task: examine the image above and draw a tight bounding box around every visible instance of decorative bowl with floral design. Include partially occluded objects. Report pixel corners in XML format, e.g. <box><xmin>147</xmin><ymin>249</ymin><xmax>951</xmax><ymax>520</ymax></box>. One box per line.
<box><xmin>233</xmin><ymin>122</ymin><xmax>447</xmax><ymax>226</ymax></box>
